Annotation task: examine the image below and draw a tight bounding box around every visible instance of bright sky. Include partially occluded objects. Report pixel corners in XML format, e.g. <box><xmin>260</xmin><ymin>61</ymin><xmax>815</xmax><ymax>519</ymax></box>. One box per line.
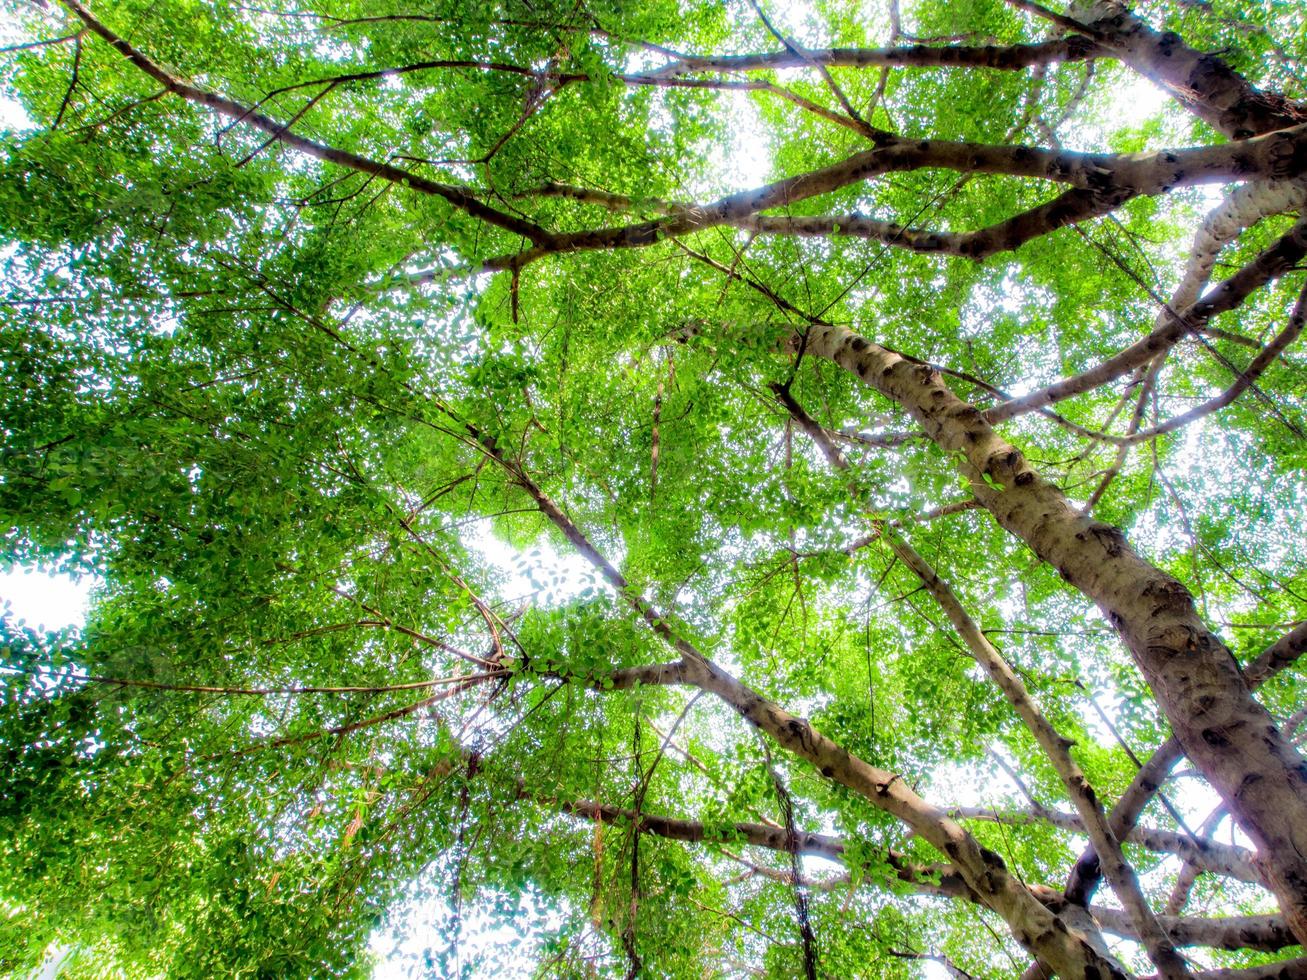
<box><xmin>0</xmin><ymin>567</ymin><xmax>97</xmax><ymax>632</ymax></box>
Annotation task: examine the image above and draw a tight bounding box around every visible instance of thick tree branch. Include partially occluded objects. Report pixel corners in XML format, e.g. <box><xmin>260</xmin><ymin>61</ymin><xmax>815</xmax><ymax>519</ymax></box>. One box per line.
<box><xmin>1082</xmin><ymin>4</ymin><xmax>1307</xmax><ymax>138</ymax></box>
<box><xmin>1168</xmin><ymin>179</ymin><xmax>1307</xmax><ymax>318</ymax></box>
<box><xmin>1244</xmin><ymin>621</ymin><xmax>1307</xmax><ymax>690</ymax></box>
<box><xmin>476</xmin><ymin>125</ymin><xmax>1307</xmax><ymax>272</ymax></box>
<box><xmin>1067</xmin><ymin>613</ymin><xmax>1307</xmax><ymax>906</ymax></box>
<box><xmin>1149</xmin><ymin>960</ymin><xmax>1307</xmax><ymax>980</ymax></box>
<box><xmin>604</xmin><ymin>661</ymin><xmax>691</xmax><ymax>690</ymax></box>
<box><xmin>520</xmin><ymin>182</ymin><xmax>1139</xmax><ymax>262</ymax></box>
<box><xmin>741</xmin><ymin>185</ymin><xmax>1136</xmax><ymax>258</ymax></box>
<box><xmin>800</xmin><ymin>321</ymin><xmax>1307</xmax><ymax>948</ymax></box>
<box><xmin>644</xmin><ymin>36</ymin><xmax>1102</xmax><ymax>76</ymax></box>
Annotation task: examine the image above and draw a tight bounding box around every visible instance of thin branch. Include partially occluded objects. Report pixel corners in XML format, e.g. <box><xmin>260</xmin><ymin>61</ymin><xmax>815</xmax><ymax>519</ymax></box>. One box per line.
<box><xmin>58</xmin><ymin>0</ymin><xmax>554</xmax><ymax>246</ymax></box>
<box><xmin>744</xmin><ymin>0</ymin><xmax>888</xmax><ymax>143</ymax></box>
<box><xmin>952</xmin><ymin>807</ymin><xmax>1258</xmax><ymax>882</ymax></box>
<box><xmin>2</xmin><ymin>664</ymin><xmax>507</xmax><ymax>696</ymax></box>
<box><xmin>1</xmin><ymin>31</ymin><xmax>82</xmax><ymax>54</ymax></box>
<box><xmin>51</xmin><ymin>33</ymin><xmax>82</xmax><ymax>129</ymax></box>
<box><xmin>643</xmin><ymin>36</ymin><xmax>1101</xmax><ymax>76</ymax></box>
<box><xmin>1115</xmin><ymin>282</ymin><xmax>1307</xmax><ymax>444</ymax></box>
<box><xmin>986</xmin><ymin>217</ymin><xmax>1307</xmax><ymax>423</ymax></box>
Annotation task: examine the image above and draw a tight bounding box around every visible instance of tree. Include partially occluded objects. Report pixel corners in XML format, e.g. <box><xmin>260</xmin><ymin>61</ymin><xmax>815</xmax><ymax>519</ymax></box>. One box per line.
<box><xmin>1</xmin><ymin>0</ymin><xmax>1305</xmax><ymax>975</ymax></box>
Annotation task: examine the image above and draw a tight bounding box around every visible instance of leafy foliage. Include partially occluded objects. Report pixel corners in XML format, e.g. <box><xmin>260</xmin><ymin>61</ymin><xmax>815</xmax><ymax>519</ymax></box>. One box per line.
<box><xmin>2</xmin><ymin>0</ymin><xmax>1306</xmax><ymax>977</ymax></box>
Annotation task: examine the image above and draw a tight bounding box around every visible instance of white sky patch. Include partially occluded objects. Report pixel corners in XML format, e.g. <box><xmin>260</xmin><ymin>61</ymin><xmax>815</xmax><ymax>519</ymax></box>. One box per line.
<box><xmin>0</xmin><ymin>8</ymin><xmax>40</xmax><ymax>132</ymax></box>
<box><xmin>721</xmin><ymin>96</ymin><xmax>772</xmax><ymax>191</ymax></box>
<box><xmin>0</xmin><ymin>95</ymin><xmax>31</xmax><ymax>132</ymax></box>
<box><xmin>0</xmin><ymin>567</ymin><xmax>98</xmax><ymax>632</ymax></box>
<box><xmin>464</xmin><ymin>522</ymin><xmax>610</xmax><ymax>606</ymax></box>
<box><xmin>369</xmin><ymin>887</ymin><xmax>567</xmax><ymax>979</ymax></box>
<box><xmin>1107</xmin><ymin>72</ymin><xmax>1172</xmax><ymax>131</ymax></box>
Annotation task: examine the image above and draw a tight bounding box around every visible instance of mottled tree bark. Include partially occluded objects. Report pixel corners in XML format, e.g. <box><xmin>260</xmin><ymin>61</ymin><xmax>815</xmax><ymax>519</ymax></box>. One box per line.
<box><xmin>1081</xmin><ymin>4</ymin><xmax>1306</xmax><ymax>138</ymax></box>
<box><xmin>802</xmin><ymin>322</ymin><xmax>1307</xmax><ymax>948</ymax></box>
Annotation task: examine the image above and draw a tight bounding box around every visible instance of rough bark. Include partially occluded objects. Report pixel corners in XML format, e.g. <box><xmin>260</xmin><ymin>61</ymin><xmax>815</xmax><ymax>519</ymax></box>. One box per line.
<box><xmin>1067</xmin><ymin>618</ymin><xmax>1307</xmax><ymax>906</ymax></box>
<box><xmin>801</xmin><ymin>321</ymin><xmax>1307</xmax><ymax>948</ymax></box>
<box><xmin>1081</xmin><ymin>5</ymin><xmax>1307</xmax><ymax>138</ymax></box>
<box><xmin>1167</xmin><ymin>180</ymin><xmax>1307</xmax><ymax>316</ymax></box>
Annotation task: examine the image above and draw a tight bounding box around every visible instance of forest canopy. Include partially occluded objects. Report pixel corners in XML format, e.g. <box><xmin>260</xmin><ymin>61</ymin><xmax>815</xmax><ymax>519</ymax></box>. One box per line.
<box><xmin>2</xmin><ymin>0</ymin><xmax>1306</xmax><ymax>977</ymax></box>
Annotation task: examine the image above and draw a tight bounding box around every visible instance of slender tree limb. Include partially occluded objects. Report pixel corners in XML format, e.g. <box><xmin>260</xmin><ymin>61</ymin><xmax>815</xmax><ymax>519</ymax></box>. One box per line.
<box><xmin>1092</xmin><ymin>908</ymin><xmax>1296</xmax><ymax>954</ymax></box>
<box><xmin>986</xmin><ymin>216</ymin><xmax>1307</xmax><ymax>423</ymax></box>
<box><xmin>57</xmin><ymin>0</ymin><xmax>555</xmax><ymax>246</ymax></box>
<box><xmin>560</xmin><ymin>800</ymin><xmax>1292</xmax><ymax>953</ymax></box>
<box><xmin>740</xmin><ymin>185</ymin><xmax>1136</xmax><ymax>258</ymax></box>
<box><xmin>1085</xmin><ymin>359</ymin><xmax>1155</xmax><ymax>511</ymax></box>
<box><xmin>1</xmin><ymin>664</ymin><xmax>507</xmax><ymax>697</ymax></box>
<box><xmin>1004</xmin><ymin>0</ymin><xmax>1101</xmax><ymax>38</ymax></box>
<box><xmin>1147</xmin><ymin>960</ymin><xmax>1307</xmax><ymax>980</ymax></box>
<box><xmin>0</xmin><ymin>31</ymin><xmax>83</xmax><ymax>54</ymax></box>
<box><xmin>951</xmin><ymin>807</ymin><xmax>1259</xmax><ymax>882</ymax></box>
<box><xmin>557</xmin><ymin>800</ymin><xmax>849</xmax><ymax>863</ymax></box>
<box><xmin>744</xmin><ymin>0</ymin><xmax>888</xmax><ymax>145</ymax></box>
<box><xmin>467</xmin><ymin>423</ymin><xmax>1128</xmax><ymax>977</ymax></box>
<box><xmin>218</xmin><ymin>674</ymin><xmax>492</xmax><ymax>761</ymax></box>
<box><xmin>50</xmin><ymin>32</ymin><xmax>81</xmax><ymax>130</ymax></box>
<box><xmin>1116</xmin><ymin>282</ymin><xmax>1307</xmax><ymax>444</ymax></box>
<box><xmin>1166</xmin><ymin>803</ymin><xmax>1228</xmax><ymax>915</ymax></box>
